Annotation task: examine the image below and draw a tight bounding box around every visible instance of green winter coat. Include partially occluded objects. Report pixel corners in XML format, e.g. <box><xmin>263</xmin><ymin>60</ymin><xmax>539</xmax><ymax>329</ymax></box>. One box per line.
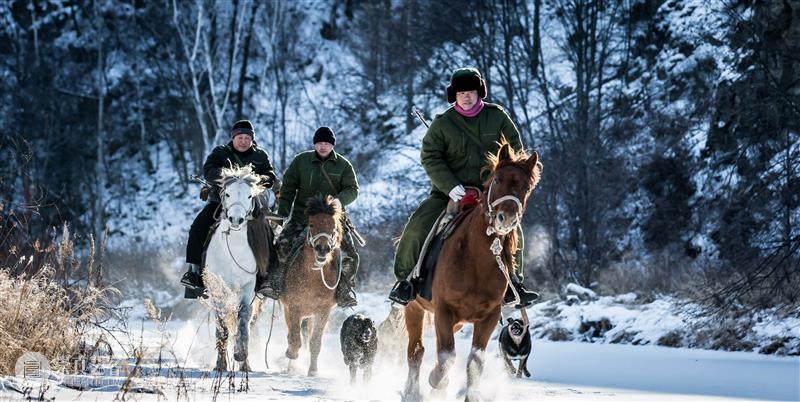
<box><xmin>422</xmin><ymin>103</ymin><xmax>523</xmax><ymax>196</ymax></box>
<box><xmin>277</xmin><ymin>150</ymin><xmax>359</xmax><ymax>225</ymax></box>
<box><xmin>392</xmin><ymin>102</ymin><xmax>526</xmax><ymax>281</ymax></box>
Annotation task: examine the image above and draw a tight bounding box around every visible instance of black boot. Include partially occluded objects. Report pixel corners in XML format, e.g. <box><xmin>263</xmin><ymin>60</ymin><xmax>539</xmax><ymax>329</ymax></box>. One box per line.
<box><xmin>336</xmin><ymin>242</ymin><xmax>359</xmax><ymax>308</ymax></box>
<box><xmin>181</xmin><ymin>264</ymin><xmax>204</xmax><ymax>289</ymax></box>
<box><xmin>182</xmin><ymin>264</ymin><xmax>206</xmax><ymax>299</ymax></box>
<box><xmin>504</xmin><ymin>279</ymin><xmax>539</xmax><ymax>309</ymax></box>
<box><xmin>335</xmin><ymin>281</ymin><xmax>358</xmax><ymax>308</ymax></box>
<box><xmin>257</xmin><ymin>251</ymin><xmax>285</xmax><ymax>300</ymax></box>
<box><xmin>388</xmin><ymin>279</ymin><xmax>416</xmax><ymax>306</ymax></box>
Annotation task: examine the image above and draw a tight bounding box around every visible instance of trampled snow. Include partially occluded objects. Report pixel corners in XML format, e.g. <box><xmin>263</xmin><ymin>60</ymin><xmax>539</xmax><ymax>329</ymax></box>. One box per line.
<box><xmin>3</xmin><ymin>292</ymin><xmax>798</xmax><ymax>401</ymax></box>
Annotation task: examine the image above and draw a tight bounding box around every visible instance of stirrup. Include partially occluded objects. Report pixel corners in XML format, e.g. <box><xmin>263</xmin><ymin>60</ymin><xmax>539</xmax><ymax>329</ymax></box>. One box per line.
<box><xmin>504</xmin><ymin>283</ymin><xmax>539</xmax><ymax>309</ymax></box>
<box><xmin>388</xmin><ymin>279</ymin><xmax>415</xmax><ymax>306</ymax></box>
<box><xmin>257</xmin><ymin>284</ymin><xmax>282</xmax><ymax>300</ymax></box>
<box><xmin>181</xmin><ymin>271</ymin><xmax>203</xmax><ymax>290</ymax></box>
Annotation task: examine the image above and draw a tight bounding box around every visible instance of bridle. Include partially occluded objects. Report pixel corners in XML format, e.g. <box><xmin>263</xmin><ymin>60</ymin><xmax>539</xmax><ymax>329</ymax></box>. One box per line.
<box><xmin>220</xmin><ymin>180</ymin><xmax>257</xmax><ymax>231</ymax></box>
<box><xmin>484</xmin><ymin>176</ymin><xmax>524</xmax><ymax>236</ymax></box>
<box><xmin>483</xmin><ymin>168</ymin><xmax>531</xmax><ymax>306</ymax></box>
<box><xmin>220</xmin><ymin>179</ymin><xmax>259</xmax><ymax>274</ymax></box>
<box><xmin>307</xmin><ymin>228</ymin><xmax>337</xmax><ymax>251</ymax></box>
<box><xmin>307</xmin><ymin>225</ymin><xmax>342</xmax><ymax>290</ymax></box>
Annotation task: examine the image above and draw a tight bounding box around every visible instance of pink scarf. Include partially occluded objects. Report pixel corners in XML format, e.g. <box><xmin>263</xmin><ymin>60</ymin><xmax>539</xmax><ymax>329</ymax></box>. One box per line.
<box><xmin>454</xmin><ymin>99</ymin><xmax>485</xmax><ymax>117</ymax></box>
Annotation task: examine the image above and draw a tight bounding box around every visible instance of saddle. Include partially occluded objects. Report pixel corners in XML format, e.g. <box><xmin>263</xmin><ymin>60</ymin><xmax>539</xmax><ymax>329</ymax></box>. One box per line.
<box><xmin>415</xmin><ymin>187</ymin><xmax>481</xmax><ymax>301</ymax></box>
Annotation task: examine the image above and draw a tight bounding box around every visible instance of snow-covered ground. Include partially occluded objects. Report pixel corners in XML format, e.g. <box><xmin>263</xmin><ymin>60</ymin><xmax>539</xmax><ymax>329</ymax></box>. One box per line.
<box><xmin>3</xmin><ymin>292</ymin><xmax>798</xmax><ymax>401</ymax></box>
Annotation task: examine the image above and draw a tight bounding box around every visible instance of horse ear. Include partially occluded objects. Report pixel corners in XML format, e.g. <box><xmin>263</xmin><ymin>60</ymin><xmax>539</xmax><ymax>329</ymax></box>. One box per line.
<box><xmin>498</xmin><ymin>143</ymin><xmax>512</xmax><ymax>162</ymax></box>
<box><xmin>331</xmin><ymin>197</ymin><xmax>342</xmax><ymax>210</ymax></box>
<box><xmin>525</xmin><ymin>151</ymin><xmax>539</xmax><ymax>169</ymax></box>
<box><xmin>525</xmin><ymin>151</ymin><xmax>541</xmax><ymax>182</ymax></box>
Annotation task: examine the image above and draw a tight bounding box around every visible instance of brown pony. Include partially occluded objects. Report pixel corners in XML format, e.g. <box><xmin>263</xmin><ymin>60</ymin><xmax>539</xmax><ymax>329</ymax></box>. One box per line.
<box><xmin>280</xmin><ymin>195</ymin><xmax>344</xmax><ymax>376</ymax></box>
<box><xmin>402</xmin><ymin>142</ymin><xmax>542</xmax><ymax>401</ymax></box>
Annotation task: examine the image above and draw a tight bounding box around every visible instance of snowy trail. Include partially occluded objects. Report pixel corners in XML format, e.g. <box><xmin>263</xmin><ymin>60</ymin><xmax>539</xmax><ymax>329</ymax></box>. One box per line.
<box><xmin>14</xmin><ymin>334</ymin><xmax>797</xmax><ymax>401</ymax></box>
<box><xmin>5</xmin><ymin>294</ymin><xmax>799</xmax><ymax>401</ymax></box>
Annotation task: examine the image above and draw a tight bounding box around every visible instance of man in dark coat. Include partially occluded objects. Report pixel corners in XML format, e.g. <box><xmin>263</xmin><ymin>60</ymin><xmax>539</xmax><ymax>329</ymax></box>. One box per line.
<box><xmin>388</xmin><ymin>67</ymin><xmax>539</xmax><ymax>308</ymax></box>
<box><xmin>258</xmin><ymin>126</ymin><xmax>361</xmax><ymax>308</ymax></box>
<box><xmin>181</xmin><ymin>119</ymin><xmax>277</xmax><ymax>297</ymax></box>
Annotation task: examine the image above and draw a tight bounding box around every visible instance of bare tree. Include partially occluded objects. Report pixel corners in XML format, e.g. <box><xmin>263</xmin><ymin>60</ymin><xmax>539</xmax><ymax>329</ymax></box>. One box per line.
<box><xmin>171</xmin><ymin>0</ymin><xmax>247</xmax><ymax>155</ymax></box>
<box><xmin>93</xmin><ymin>1</ymin><xmax>107</xmax><ymax>243</ymax></box>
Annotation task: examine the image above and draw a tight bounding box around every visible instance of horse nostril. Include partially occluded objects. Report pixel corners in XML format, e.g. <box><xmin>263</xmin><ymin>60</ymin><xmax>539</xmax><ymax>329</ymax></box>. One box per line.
<box><xmin>497</xmin><ymin>212</ymin><xmax>505</xmax><ymax>224</ymax></box>
<box><xmin>238</xmin><ymin>218</ymin><xmax>244</xmax><ymax>224</ymax></box>
<box><xmin>228</xmin><ymin>216</ymin><xmax>233</xmax><ymax>222</ymax></box>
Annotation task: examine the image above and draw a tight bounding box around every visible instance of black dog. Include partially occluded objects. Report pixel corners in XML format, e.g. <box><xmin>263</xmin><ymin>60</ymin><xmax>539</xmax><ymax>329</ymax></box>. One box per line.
<box><xmin>498</xmin><ymin>317</ymin><xmax>532</xmax><ymax>378</ymax></box>
<box><xmin>340</xmin><ymin>313</ymin><xmax>378</xmax><ymax>383</ymax></box>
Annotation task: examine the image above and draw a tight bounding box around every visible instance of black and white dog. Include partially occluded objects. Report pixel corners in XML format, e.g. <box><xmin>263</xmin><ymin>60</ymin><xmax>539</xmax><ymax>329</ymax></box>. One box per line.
<box><xmin>340</xmin><ymin>313</ymin><xmax>378</xmax><ymax>383</ymax></box>
<box><xmin>498</xmin><ymin>317</ymin><xmax>532</xmax><ymax>378</ymax></box>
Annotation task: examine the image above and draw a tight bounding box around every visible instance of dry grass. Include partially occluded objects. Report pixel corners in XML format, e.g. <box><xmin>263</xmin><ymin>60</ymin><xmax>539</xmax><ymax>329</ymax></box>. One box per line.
<box><xmin>200</xmin><ymin>270</ymin><xmax>239</xmax><ymax>335</ymax></box>
<box><xmin>0</xmin><ymin>224</ymin><xmax>121</xmax><ymax>375</ymax></box>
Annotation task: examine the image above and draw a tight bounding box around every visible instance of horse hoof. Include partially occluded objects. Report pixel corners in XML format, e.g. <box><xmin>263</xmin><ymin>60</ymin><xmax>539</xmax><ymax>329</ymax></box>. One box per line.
<box><xmin>285</xmin><ymin>349</ymin><xmax>299</xmax><ymax>360</ymax></box>
<box><xmin>401</xmin><ymin>390</ymin><xmax>421</xmax><ymax>402</ymax></box>
<box><xmin>465</xmin><ymin>390</ymin><xmax>481</xmax><ymax>402</ymax></box>
<box><xmin>239</xmin><ymin>361</ymin><xmax>251</xmax><ymax>372</ymax></box>
<box><xmin>214</xmin><ymin>363</ymin><xmax>227</xmax><ymax>372</ymax></box>
<box><xmin>234</xmin><ymin>351</ymin><xmax>247</xmax><ymax>362</ymax></box>
<box><xmin>307</xmin><ymin>368</ymin><xmax>318</xmax><ymax>377</ymax></box>
<box><xmin>429</xmin><ymin>368</ymin><xmax>449</xmax><ymax>390</ymax></box>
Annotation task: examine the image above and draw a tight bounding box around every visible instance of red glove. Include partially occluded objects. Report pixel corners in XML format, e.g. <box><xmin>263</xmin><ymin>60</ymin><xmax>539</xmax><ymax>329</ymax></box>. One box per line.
<box><xmin>460</xmin><ymin>188</ymin><xmax>480</xmax><ymax>209</ymax></box>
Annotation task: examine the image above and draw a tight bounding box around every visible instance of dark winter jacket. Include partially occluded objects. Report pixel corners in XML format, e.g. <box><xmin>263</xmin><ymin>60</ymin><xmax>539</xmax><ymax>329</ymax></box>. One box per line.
<box><xmin>422</xmin><ymin>103</ymin><xmax>524</xmax><ymax>196</ymax></box>
<box><xmin>203</xmin><ymin>141</ymin><xmax>277</xmax><ymax>203</ymax></box>
<box><xmin>277</xmin><ymin>150</ymin><xmax>358</xmax><ymax>225</ymax></box>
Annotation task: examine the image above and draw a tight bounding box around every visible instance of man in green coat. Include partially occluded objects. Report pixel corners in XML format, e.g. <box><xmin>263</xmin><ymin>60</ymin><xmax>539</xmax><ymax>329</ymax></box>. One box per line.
<box><xmin>259</xmin><ymin>127</ymin><xmax>361</xmax><ymax>308</ymax></box>
<box><xmin>389</xmin><ymin>67</ymin><xmax>539</xmax><ymax>308</ymax></box>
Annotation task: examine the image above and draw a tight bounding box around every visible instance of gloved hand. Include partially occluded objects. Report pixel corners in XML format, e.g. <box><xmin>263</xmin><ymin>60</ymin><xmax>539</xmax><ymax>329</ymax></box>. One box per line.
<box><xmin>259</xmin><ymin>176</ymin><xmax>274</xmax><ymax>188</ymax></box>
<box><xmin>448</xmin><ymin>184</ymin><xmax>466</xmax><ymax>202</ymax></box>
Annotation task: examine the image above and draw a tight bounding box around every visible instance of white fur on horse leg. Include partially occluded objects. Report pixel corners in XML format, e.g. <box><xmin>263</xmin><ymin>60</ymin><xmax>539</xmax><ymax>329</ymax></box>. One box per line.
<box><xmin>205</xmin><ymin>209</ymin><xmax>258</xmax><ymax>373</ymax></box>
<box><xmin>465</xmin><ymin>347</ymin><xmax>485</xmax><ymax>401</ymax></box>
<box><xmin>234</xmin><ymin>298</ymin><xmax>252</xmax><ymax>362</ymax></box>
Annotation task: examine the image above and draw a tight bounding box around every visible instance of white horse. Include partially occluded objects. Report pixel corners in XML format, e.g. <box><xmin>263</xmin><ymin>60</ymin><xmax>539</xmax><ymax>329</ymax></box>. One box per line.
<box><xmin>204</xmin><ymin>165</ymin><xmax>271</xmax><ymax>372</ymax></box>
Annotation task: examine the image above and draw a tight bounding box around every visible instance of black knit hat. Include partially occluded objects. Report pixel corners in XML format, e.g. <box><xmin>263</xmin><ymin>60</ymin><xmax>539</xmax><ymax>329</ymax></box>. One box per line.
<box><xmin>445</xmin><ymin>67</ymin><xmax>488</xmax><ymax>103</ymax></box>
<box><xmin>313</xmin><ymin>126</ymin><xmax>336</xmax><ymax>145</ymax></box>
<box><xmin>231</xmin><ymin>119</ymin><xmax>255</xmax><ymax>138</ymax></box>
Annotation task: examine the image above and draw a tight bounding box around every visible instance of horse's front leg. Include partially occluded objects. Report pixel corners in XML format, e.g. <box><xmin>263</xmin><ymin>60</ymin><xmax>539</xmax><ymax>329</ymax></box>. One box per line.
<box><xmin>234</xmin><ymin>293</ymin><xmax>254</xmax><ymax>372</ymax></box>
<box><xmin>402</xmin><ymin>303</ymin><xmax>425</xmax><ymax>402</ymax></box>
<box><xmin>214</xmin><ymin>315</ymin><xmax>229</xmax><ymax>372</ymax></box>
<box><xmin>429</xmin><ymin>308</ymin><xmax>456</xmax><ymax>391</ymax></box>
<box><xmin>307</xmin><ymin>310</ymin><xmax>330</xmax><ymax>377</ymax></box>
<box><xmin>465</xmin><ymin>309</ymin><xmax>500</xmax><ymax>402</ymax></box>
<box><xmin>283</xmin><ymin>305</ymin><xmax>302</xmax><ymax>361</ymax></box>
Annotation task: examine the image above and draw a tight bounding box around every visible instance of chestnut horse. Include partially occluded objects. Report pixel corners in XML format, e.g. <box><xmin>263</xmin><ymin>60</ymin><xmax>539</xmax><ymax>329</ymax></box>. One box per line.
<box><xmin>280</xmin><ymin>195</ymin><xmax>343</xmax><ymax>376</ymax></box>
<box><xmin>402</xmin><ymin>142</ymin><xmax>542</xmax><ymax>401</ymax></box>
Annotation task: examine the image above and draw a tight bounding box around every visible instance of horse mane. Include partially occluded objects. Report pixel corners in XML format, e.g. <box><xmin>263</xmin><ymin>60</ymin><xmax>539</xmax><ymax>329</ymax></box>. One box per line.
<box><xmin>305</xmin><ymin>195</ymin><xmax>342</xmax><ymax>218</ymax></box>
<box><xmin>305</xmin><ymin>195</ymin><xmax>344</xmax><ymax>245</ymax></box>
<box><xmin>482</xmin><ymin>137</ymin><xmax>542</xmax><ymax>189</ymax></box>
<box><xmin>218</xmin><ymin>164</ymin><xmax>265</xmax><ymax>194</ymax></box>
